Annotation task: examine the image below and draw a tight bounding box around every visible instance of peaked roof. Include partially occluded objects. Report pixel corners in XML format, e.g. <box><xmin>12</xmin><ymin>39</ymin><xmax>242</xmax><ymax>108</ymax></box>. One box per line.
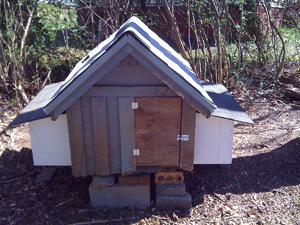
<box><xmin>41</xmin><ymin>16</ymin><xmax>216</xmax><ymax>120</ymax></box>
<box><xmin>10</xmin><ymin>16</ymin><xmax>252</xmax><ymax>126</ymax></box>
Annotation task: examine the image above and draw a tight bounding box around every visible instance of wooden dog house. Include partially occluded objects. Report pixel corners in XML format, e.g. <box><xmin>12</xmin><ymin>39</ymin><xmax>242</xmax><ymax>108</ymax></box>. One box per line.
<box><xmin>11</xmin><ymin>17</ymin><xmax>253</xmax><ymax>208</ymax></box>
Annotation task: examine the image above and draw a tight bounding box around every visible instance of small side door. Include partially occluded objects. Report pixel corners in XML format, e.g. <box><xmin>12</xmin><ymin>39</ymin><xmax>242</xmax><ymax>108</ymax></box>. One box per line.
<box><xmin>135</xmin><ymin>97</ymin><xmax>182</xmax><ymax>167</ymax></box>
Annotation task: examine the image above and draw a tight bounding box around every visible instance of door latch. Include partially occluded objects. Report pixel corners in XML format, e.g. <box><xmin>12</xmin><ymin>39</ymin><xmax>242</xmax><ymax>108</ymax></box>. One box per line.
<box><xmin>177</xmin><ymin>135</ymin><xmax>189</xmax><ymax>141</ymax></box>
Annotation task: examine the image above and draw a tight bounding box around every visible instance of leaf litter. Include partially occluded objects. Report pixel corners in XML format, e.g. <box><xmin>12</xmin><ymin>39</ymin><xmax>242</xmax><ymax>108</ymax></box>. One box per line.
<box><xmin>0</xmin><ymin>84</ymin><xmax>300</xmax><ymax>225</ymax></box>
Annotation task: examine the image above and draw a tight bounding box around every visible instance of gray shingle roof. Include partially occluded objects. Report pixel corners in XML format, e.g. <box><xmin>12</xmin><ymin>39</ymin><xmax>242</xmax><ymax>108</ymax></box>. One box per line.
<box><xmin>10</xmin><ymin>16</ymin><xmax>253</xmax><ymax>126</ymax></box>
<box><xmin>10</xmin><ymin>82</ymin><xmax>63</xmax><ymax>126</ymax></box>
<box><xmin>200</xmin><ymin>81</ymin><xmax>254</xmax><ymax>124</ymax></box>
<box><xmin>43</xmin><ymin>16</ymin><xmax>216</xmax><ymax>119</ymax></box>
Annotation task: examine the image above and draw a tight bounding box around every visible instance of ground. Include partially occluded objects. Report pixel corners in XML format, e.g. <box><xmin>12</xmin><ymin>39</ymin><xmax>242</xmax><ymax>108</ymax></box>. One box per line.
<box><xmin>0</xmin><ymin>82</ymin><xmax>299</xmax><ymax>225</ymax></box>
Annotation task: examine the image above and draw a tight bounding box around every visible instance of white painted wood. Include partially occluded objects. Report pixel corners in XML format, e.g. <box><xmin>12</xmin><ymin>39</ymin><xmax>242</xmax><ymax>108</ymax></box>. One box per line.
<box><xmin>194</xmin><ymin>114</ymin><xmax>234</xmax><ymax>164</ymax></box>
<box><xmin>29</xmin><ymin>114</ymin><xmax>71</xmax><ymax>166</ymax></box>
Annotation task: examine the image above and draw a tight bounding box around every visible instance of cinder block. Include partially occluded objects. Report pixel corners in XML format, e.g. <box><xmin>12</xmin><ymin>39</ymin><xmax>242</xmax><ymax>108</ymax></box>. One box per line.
<box><xmin>119</xmin><ymin>174</ymin><xmax>150</xmax><ymax>185</ymax></box>
<box><xmin>156</xmin><ymin>192</ymin><xmax>192</xmax><ymax>210</ymax></box>
<box><xmin>91</xmin><ymin>175</ymin><xmax>115</xmax><ymax>188</ymax></box>
<box><xmin>156</xmin><ymin>183</ymin><xmax>186</xmax><ymax>196</ymax></box>
<box><xmin>89</xmin><ymin>184</ymin><xmax>150</xmax><ymax>208</ymax></box>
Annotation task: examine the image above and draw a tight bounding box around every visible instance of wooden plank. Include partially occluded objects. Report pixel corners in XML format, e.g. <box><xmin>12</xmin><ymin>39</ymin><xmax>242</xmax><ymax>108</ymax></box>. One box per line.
<box><xmin>180</xmin><ymin>100</ymin><xmax>196</xmax><ymax>171</ymax></box>
<box><xmin>119</xmin><ymin>174</ymin><xmax>150</xmax><ymax>185</ymax></box>
<box><xmin>82</xmin><ymin>86</ymin><xmax>178</xmax><ymax>98</ymax></box>
<box><xmin>127</xmin><ymin>35</ymin><xmax>215</xmax><ymax>118</ymax></box>
<box><xmin>66</xmin><ymin>99</ymin><xmax>86</xmax><ymax>177</ymax></box>
<box><xmin>136</xmin><ymin>97</ymin><xmax>181</xmax><ymax>167</ymax></box>
<box><xmin>91</xmin><ymin>97</ymin><xmax>110</xmax><ymax>175</ymax></box>
<box><xmin>46</xmin><ymin>35</ymin><xmax>131</xmax><ymax>120</ymax></box>
<box><xmin>118</xmin><ymin>97</ymin><xmax>136</xmax><ymax>175</ymax></box>
<box><xmin>81</xmin><ymin>97</ymin><xmax>96</xmax><ymax>175</ymax></box>
<box><xmin>106</xmin><ymin>97</ymin><xmax>121</xmax><ymax>174</ymax></box>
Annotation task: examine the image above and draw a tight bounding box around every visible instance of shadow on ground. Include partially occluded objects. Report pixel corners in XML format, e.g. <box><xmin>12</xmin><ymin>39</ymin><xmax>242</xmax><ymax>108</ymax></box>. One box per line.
<box><xmin>0</xmin><ymin>138</ymin><xmax>299</xmax><ymax>224</ymax></box>
<box><xmin>186</xmin><ymin>137</ymin><xmax>300</xmax><ymax>206</ymax></box>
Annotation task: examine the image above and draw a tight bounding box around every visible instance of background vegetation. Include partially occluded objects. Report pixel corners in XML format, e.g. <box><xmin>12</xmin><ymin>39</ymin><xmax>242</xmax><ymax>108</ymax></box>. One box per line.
<box><xmin>0</xmin><ymin>0</ymin><xmax>299</xmax><ymax>107</ymax></box>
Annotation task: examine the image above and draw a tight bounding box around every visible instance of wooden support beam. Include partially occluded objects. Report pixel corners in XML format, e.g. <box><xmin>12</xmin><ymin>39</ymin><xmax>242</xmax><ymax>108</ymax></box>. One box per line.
<box><xmin>66</xmin><ymin>99</ymin><xmax>86</xmax><ymax>177</ymax></box>
<box><xmin>180</xmin><ymin>100</ymin><xmax>196</xmax><ymax>171</ymax></box>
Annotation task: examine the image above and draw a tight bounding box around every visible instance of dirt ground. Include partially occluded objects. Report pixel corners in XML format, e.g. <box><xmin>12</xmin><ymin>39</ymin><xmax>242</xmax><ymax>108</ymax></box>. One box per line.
<box><xmin>0</xmin><ymin>83</ymin><xmax>299</xmax><ymax>225</ymax></box>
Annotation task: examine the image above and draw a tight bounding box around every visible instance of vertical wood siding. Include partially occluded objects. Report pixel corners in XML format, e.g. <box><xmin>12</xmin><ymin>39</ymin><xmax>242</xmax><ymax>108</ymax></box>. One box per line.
<box><xmin>106</xmin><ymin>97</ymin><xmax>122</xmax><ymax>174</ymax></box>
<box><xmin>81</xmin><ymin>97</ymin><xmax>96</xmax><ymax>175</ymax></box>
<box><xmin>66</xmin><ymin>99</ymin><xmax>86</xmax><ymax>177</ymax></box>
<box><xmin>118</xmin><ymin>97</ymin><xmax>136</xmax><ymax>175</ymax></box>
<box><xmin>180</xmin><ymin>100</ymin><xmax>196</xmax><ymax>171</ymax></box>
<box><xmin>91</xmin><ymin>97</ymin><xmax>110</xmax><ymax>175</ymax></box>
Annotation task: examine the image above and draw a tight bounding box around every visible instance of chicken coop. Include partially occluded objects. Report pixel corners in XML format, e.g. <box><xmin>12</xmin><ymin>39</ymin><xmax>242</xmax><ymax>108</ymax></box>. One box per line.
<box><xmin>11</xmin><ymin>16</ymin><xmax>253</xmax><ymax>209</ymax></box>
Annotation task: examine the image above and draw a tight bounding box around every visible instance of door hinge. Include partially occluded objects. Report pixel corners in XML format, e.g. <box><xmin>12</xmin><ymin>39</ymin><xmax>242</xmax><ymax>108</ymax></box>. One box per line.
<box><xmin>177</xmin><ymin>135</ymin><xmax>189</xmax><ymax>141</ymax></box>
<box><xmin>133</xmin><ymin>149</ymin><xmax>140</xmax><ymax>155</ymax></box>
<box><xmin>132</xmin><ymin>102</ymin><xmax>138</xmax><ymax>109</ymax></box>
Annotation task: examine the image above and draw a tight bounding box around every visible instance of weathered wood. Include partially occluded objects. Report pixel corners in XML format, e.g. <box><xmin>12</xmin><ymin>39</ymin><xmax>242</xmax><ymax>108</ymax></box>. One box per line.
<box><xmin>118</xmin><ymin>97</ymin><xmax>136</xmax><ymax>175</ymax></box>
<box><xmin>82</xmin><ymin>86</ymin><xmax>177</xmax><ymax>98</ymax></box>
<box><xmin>127</xmin><ymin>35</ymin><xmax>215</xmax><ymax>118</ymax></box>
<box><xmin>91</xmin><ymin>97</ymin><xmax>110</xmax><ymax>175</ymax></box>
<box><xmin>66</xmin><ymin>99</ymin><xmax>86</xmax><ymax>177</ymax></box>
<box><xmin>119</xmin><ymin>174</ymin><xmax>150</xmax><ymax>185</ymax></box>
<box><xmin>46</xmin><ymin>35</ymin><xmax>131</xmax><ymax>120</ymax></box>
<box><xmin>81</xmin><ymin>97</ymin><xmax>96</xmax><ymax>175</ymax></box>
<box><xmin>179</xmin><ymin>100</ymin><xmax>196</xmax><ymax>171</ymax></box>
<box><xmin>95</xmin><ymin>55</ymin><xmax>164</xmax><ymax>86</ymax></box>
<box><xmin>136</xmin><ymin>97</ymin><xmax>181</xmax><ymax>167</ymax></box>
<box><xmin>106</xmin><ymin>97</ymin><xmax>121</xmax><ymax>174</ymax></box>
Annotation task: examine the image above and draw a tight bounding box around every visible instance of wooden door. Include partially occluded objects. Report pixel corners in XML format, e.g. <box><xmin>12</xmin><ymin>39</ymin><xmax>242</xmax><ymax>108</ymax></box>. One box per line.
<box><xmin>135</xmin><ymin>97</ymin><xmax>182</xmax><ymax>167</ymax></box>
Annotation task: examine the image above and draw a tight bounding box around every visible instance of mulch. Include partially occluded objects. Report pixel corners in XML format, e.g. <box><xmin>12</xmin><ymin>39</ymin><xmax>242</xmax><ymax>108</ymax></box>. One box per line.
<box><xmin>0</xmin><ymin>81</ymin><xmax>300</xmax><ymax>224</ymax></box>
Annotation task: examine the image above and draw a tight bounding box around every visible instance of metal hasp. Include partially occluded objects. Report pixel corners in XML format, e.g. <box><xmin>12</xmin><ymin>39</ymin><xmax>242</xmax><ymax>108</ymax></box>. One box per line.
<box><xmin>177</xmin><ymin>135</ymin><xmax>189</xmax><ymax>141</ymax></box>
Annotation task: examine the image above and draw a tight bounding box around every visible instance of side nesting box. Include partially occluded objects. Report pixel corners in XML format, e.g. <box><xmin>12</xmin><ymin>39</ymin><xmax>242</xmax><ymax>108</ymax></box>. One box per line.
<box><xmin>11</xmin><ymin>17</ymin><xmax>253</xmax><ymax>208</ymax></box>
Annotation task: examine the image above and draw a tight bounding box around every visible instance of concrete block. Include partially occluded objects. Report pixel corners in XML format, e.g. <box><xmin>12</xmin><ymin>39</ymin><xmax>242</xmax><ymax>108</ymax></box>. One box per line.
<box><xmin>119</xmin><ymin>173</ymin><xmax>150</xmax><ymax>185</ymax></box>
<box><xmin>89</xmin><ymin>184</ymin><xmax>150</xmax><ymax>208</ymax></box>
<box><xmin>91</xmin><ymin>175</ymin><xmax>114</xmax><ymax>188</ymax></box>
<box><xmin>156</xmin><ymin>192</ymin><xmax>192</xmax><ymax>210</ymax></box>
<box><xmin>156</xmin><ymin>183</ymin><xmax>186</xmax><ymax>196</ymax></box>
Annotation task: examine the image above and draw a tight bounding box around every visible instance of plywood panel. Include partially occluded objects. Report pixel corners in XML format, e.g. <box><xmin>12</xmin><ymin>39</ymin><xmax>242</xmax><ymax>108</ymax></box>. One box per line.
<box><xmin>91</xmin><ymin>97</ymin><xmax>110</xmax><ymax>175</ymax></box>
<box><xmin>106</xmin><ymin>97</ymin><xmax>121</xmax><ymax>174</ymax></box>
<box><xmin>119</xmin><ymin>97</ymin><xmax>136</xmax><ymax>175</ymax></box>
<box><xmin>81</xmin><ymin>97</ymin><xmax>96</xmax><ymax>175</ymax></box>
<box><xmin>66</xmin><ymin>99</ymin><xmax>86</xmax><ymax>177</ymax></box>
<box><xmin>29</xmin><ymin>115</ymin><xmax>71</xmax><ymax>166</ymax></box>
<box><xmin>95</xmin><ymin>55</ymin><xmax>164</xmax><ymax>86</ymax></box>
<box><xmin>180</xmin><ymin>100</ymin><xmax>196</xmax><ymax>171</ymax></box>
<box><xmin>194</xmin><ymin>114</ymin><xmax>234</xmax><ymax>164</ymax></box>
<box><xmin>136</xmin><ymin>97</ymin><xmax>181</xmax><ymax>167</ymax></box>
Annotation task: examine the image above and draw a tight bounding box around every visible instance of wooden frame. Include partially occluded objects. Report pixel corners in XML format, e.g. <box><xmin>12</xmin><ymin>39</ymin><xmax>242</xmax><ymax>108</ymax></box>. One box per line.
<box><xmin>179</xmin><ymin>100</ymin><xmax>196</xmax><ymax>171</ymax></box>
